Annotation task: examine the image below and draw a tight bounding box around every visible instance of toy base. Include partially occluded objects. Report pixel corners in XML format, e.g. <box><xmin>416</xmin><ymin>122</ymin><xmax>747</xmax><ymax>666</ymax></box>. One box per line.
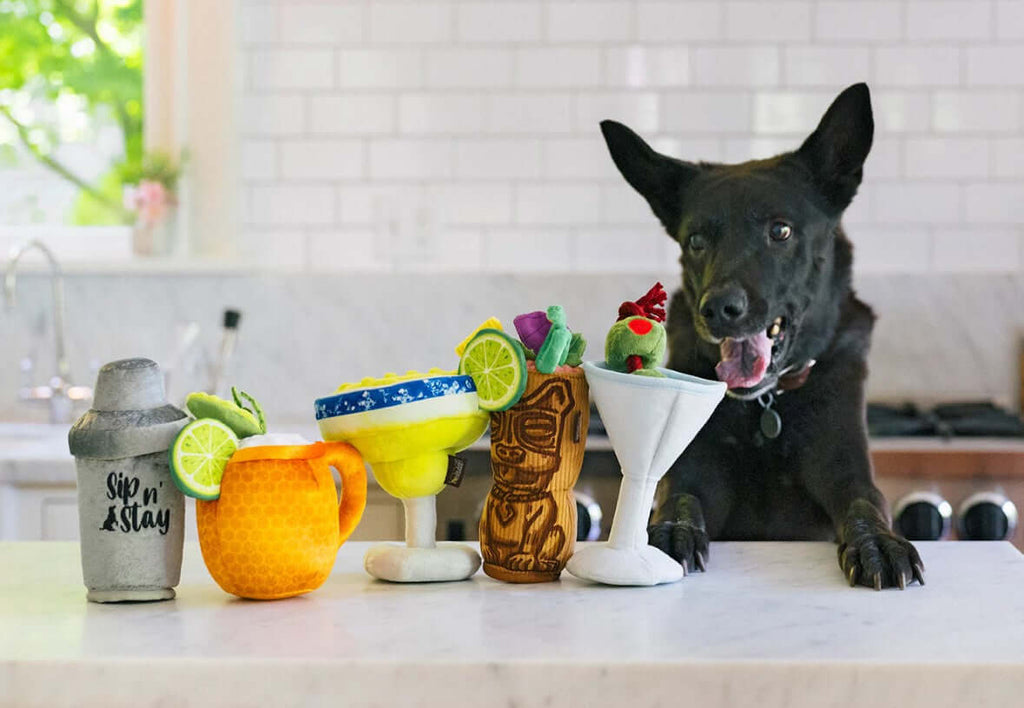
<box><xmin>566</xmin><ymin>544</ymin><xmax>683</xmax><ymax>586</ymax></box>
<box><xmin>364</xmin><ymin>543</ymin><xmax>481</xmax><ymax>583</ymax></box>
<box><xmin>483</xmin><ymin>562</ymin><xmax>562</xmax><ymax>584</ymax></box>
<box><xmin>87</xmin><ymin>587</ymin><xmax>176</xmax><ymax>603</ymax></box>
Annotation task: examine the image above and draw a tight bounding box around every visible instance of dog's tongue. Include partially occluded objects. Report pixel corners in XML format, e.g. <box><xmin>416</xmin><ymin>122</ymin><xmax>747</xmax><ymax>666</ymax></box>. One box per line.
<box><xmin>715</xmin><ymin>331</ymin><xmax>772</xmax><ymax>390</ymax></box>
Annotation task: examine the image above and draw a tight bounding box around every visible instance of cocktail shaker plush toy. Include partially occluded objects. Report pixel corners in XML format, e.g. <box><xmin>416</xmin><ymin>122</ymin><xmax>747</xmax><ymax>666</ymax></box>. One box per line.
<box><xmin>69</xmin><ymin>358</ymin><xmax>188</xmax><ymax>603</ymax></box>
<box><xmin>464</xmin><ymin>308</ymin><xmax>589</xmax><ymax>583</ymax></box>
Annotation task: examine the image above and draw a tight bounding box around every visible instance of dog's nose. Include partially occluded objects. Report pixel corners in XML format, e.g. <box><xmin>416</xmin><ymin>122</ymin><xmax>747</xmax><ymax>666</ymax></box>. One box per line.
<box><xmin>700</xmin><ymin>285</ymin><xmax>748</xmax><ymax>324</ymax></box>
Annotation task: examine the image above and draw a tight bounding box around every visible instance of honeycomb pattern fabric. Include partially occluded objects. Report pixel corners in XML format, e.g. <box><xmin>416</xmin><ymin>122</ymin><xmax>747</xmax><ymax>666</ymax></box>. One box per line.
<box><xmin>197</xmin><ymin>443</ymin><xmax>366</xmax><ymax>600</ymax></box>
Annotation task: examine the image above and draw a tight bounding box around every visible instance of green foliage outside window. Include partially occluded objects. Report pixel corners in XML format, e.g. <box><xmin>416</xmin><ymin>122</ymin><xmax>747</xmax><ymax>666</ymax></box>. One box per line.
<box><xmin>0</xmin><ymin>0</ymin><xmax>144</xmax><ymax>224</ymax></box>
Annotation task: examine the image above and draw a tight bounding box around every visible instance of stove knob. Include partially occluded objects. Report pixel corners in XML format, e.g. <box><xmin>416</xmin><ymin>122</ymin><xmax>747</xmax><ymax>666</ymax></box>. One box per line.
<box><xmin>575</xmin><ymin>491</ymin><xmax>603</xmax><ymax>542</ymax></box>
<box><xmin>893</xmin><ymin>491</ymin><xmax>952</xmax><ymax>541</ymax></box>
<box><xmin>446</xmin><ymin>519</ymin><xmax>466</xmax><ymax>542</ymax></box>
<box><xmin>957</xmin><ymin>491</ymin><xmax>1019</xmax><ymax>541</ymax></box>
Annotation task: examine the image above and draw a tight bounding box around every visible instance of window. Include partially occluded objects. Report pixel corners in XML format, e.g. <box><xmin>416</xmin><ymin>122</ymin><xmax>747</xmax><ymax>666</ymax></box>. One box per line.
<box><xmin>0</xmin><ymin>1</ymin><xmax>144</xmax><ymax>227</ymax></box>
<box><xmin>0</xmin><ymin>0</ymin><xmax>237</xmax><ymax>261</ymax></box>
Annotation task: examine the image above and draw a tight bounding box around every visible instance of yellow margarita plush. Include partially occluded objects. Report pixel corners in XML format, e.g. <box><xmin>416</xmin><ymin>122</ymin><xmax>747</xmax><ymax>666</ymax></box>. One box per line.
<box><xmin>315</xmin><ymin>369</ymin><xmax>489</xmax><ymax>583</ymax></box>
<box><xmin>316</xmin><ymin>370</ymin><xmax>488</xmax><ymax>498</ymax></box>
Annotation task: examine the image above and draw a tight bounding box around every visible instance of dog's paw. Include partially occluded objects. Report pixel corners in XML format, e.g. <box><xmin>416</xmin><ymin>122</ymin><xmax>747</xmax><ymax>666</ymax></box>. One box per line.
<box><xmin>838</xmin><ymin>532</ymin><xmax>925</xmax><ymax>590</ymax></box>
<box><xmin>648</xmin><ymin>521</ymin><xmax>709</xmax><ymax>574</ymax></box>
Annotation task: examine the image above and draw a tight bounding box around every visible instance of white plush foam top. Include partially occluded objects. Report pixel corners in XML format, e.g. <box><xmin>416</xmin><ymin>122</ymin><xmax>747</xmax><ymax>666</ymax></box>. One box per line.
<box><xmin>237</xmin><ymin>433</ymin><xmax>310</xmax><ymax>449</ymax></box>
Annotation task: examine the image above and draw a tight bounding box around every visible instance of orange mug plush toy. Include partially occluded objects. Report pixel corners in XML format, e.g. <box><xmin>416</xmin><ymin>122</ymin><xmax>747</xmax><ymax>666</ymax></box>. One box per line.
<box><xmin>196</xmin><ymin>441</ymin><xmax>367</xmax><ymax>600</ymax></box>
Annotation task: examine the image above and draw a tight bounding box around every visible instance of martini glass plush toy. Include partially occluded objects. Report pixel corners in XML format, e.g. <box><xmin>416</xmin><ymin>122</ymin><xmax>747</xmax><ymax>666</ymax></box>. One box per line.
<box><xmin>566</xmin><ymin>284</ymin><xmax>727</xmax><ymax>586</ymax></box>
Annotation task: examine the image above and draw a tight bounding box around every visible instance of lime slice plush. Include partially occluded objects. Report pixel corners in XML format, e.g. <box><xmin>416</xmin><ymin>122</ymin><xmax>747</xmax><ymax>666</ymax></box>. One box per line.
<box><xmin>170</xmin><ymin>418</ymin><xmax>239</xmax><ymax>500</ymax></box>
<box><xmin>459</xmin><ymin>328</ymin><xmax>527</xmax><ymax>412</ymax></box>
<box><xmin>186</xmin><ymin>391</ymin><xmax>264</xmax><ymax>438</ymax></box>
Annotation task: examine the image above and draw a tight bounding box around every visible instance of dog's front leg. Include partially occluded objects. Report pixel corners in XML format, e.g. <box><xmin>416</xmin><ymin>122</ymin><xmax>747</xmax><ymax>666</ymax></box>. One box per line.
<box><xmin>799</xmin><ymin>413</ymin><xmax>925</xmax><ymax>589</ymax></box>
<box><xmin>835</xmin><ymin>495</ymin><xmax>924</xmax><ymax>590</ymax></box>
<box><xmin>648</xmin><ymin>492</ymin><xmax>710</xmax><ymax>573</ymax></box>
<box><xmin>647</xmin><ymin>429</ymin><xmax>736</xmax><ymax>573</ymax></box>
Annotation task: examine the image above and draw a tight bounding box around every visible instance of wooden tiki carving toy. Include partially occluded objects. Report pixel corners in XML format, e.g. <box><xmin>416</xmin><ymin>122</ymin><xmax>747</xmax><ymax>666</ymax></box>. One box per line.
<box><xmin>480</xmin><ymin>366</ymin><xmax>589</xmax><ymax>582</ymax></box>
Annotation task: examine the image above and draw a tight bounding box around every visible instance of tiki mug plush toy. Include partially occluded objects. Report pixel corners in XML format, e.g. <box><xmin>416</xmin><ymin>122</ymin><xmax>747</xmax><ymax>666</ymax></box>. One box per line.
<box><xmin>478</xmin><ymin>307</ymin><xmax>589</xmax><ymax>583</ymax></box>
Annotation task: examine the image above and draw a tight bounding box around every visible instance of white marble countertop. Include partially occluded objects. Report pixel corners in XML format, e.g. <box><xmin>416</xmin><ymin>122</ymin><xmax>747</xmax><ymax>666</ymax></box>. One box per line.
<box><xmin>2</xmin><ymin>541</ymin><xmax>1024</xmax><ymax>707</ymax></box>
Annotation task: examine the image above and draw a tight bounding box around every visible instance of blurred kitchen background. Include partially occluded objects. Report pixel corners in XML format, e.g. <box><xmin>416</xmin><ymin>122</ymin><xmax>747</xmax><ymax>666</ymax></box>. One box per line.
<box><xmin>2</xmin><ymin>0</ymin><xmax>1023</xmax><ymax>545</ymax></box>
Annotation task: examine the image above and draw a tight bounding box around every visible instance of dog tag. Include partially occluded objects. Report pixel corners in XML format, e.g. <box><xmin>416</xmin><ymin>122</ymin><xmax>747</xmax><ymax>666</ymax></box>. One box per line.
<box><xmin>760</xmin><ymin>407</ymin><xmax>782</xmax><ymax>439</ymax></box>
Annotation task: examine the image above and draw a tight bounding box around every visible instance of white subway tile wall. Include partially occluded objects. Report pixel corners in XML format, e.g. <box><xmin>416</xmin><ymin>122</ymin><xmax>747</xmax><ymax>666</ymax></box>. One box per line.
<box><xmin>240</xmin><ymin>0</ymin><xmax>1024</xmax><ymax>273</ymax></box>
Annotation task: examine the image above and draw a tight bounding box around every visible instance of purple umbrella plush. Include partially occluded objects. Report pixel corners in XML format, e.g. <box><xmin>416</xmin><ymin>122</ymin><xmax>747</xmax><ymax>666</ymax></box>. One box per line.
<box><xmin>513</xmin><ymin>311</ymin><xmax>551</xmax><ymax>352</ymax></box>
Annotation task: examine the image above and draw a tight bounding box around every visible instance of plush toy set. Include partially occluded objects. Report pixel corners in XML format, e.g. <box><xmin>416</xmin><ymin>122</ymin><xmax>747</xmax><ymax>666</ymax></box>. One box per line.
<box><xmin>69</xmin><ymin>284</ymin><xmax>727</xmax><ymax>602</ymax></box>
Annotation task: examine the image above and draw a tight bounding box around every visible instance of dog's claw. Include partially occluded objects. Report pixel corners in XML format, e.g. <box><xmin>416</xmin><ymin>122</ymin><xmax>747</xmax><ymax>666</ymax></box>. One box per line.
<box><xmin>648</xmin><ymin>518</ymin><xmax>710</xmax><ymax>575</ymax></box>
<box><xmin>838</xmin><ymin>521</ymin><xmax>922</xmax><ymax>590</ymax></box>
<box><xmin>913</xmin><ymin>563</ymin><xmax>926</xmax><ymax>586</ymax></box>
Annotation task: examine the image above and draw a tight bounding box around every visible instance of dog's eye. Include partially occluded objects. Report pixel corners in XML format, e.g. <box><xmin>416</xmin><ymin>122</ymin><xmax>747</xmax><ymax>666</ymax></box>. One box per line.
<box><xmin>688</xmin><ymin>234</ymin><xmax>707</xmax><ymax>253</ymax></box>
<box><xmin>769</xmin><ymin>221</ymin><xmax>792</xmax><ymax>242</ymax></box>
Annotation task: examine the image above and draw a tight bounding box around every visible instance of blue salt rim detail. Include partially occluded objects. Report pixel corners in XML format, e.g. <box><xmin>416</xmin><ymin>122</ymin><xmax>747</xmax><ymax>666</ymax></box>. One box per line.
<box><xmin>314</xmin><ymin>375</ymin><xmax>478</xmax><ymax>419</ymax></box>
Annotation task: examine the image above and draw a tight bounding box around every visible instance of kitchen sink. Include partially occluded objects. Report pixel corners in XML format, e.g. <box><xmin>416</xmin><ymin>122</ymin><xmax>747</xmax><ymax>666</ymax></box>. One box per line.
<box><xmin>0</xmin><ymin>423</ymin><xmax>71</xmax><ymax>439</ymax></box>
<box><xmin>0</xmin><ymin>423</ymin><xmax>73</xmax><ymax>463</ymax></box>
<box><xmin>0</xmin><ymin>423</ymin><xmax>76</xmax><ymax>541</ymax></box>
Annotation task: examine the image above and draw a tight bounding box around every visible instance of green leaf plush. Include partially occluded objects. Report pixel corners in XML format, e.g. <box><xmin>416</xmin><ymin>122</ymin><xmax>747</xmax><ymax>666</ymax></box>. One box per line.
<box><xmin>565</xmin><ymin>332</ymin><xmax>588</xmax><ymax>367</ymax></box>
<box><xmin>186</xmin><ymin>391</ymin><xmax>265</xmax><ymax>438</ymax></box>
<box><xmin>232</xmin><ymin>387</ymin><xmax>267</xmax><ymax>434</ymax></box>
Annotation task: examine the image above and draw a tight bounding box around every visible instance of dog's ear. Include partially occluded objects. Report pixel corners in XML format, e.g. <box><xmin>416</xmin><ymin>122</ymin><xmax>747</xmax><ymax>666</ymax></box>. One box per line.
<box><xmin>601</xmin><ymin>120</ymin><xmax>699</xmax><ymax>235</ymax></box>
<box><xmin>796</xmin><ymin>83</ymin><xmax>874</xmax><ymax>213</ymax></box>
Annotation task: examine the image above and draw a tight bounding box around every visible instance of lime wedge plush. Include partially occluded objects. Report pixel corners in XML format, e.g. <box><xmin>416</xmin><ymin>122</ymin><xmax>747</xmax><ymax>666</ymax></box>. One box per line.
<box><xmin>459</xmin><ymin>328</ymin><xmax>527</xmax><ymax>412</ymax></box>
<box><xmin>186</xmin><ymin>391</ymin><xmax>264</xmax><ymax>438</ymax></box>
<box><xmin>170</xmin><ymin>418</ymin><xmax>239</xmax><ymax>500</ymax></box>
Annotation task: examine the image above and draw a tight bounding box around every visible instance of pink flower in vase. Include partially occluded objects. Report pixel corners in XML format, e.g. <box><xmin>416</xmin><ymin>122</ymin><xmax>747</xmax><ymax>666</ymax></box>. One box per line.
<box><xmin>124</xmin><ymin>180</ymin><xmax>175</xmax><ymax>227</ymax></box>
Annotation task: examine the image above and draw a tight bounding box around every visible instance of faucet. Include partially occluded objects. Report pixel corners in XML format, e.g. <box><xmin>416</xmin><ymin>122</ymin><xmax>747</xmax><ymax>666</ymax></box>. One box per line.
<box><xmin>3</xmin><ymin>239</ymin><xmax>91</xmax><ymax>423</ymax></box>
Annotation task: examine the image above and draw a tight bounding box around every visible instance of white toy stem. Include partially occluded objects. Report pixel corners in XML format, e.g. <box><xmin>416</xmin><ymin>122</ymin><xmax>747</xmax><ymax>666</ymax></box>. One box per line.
<box><xmin>403</xmin><ymin>495</ymin><xmax>437</xmax><ymax>549</ymax></box>
<box><xmin>606</xmin><ymin>473</ymin><xmax>658</xmax><ymax>551</ymax></box>
<box><xmin>365</xmin><ymin>494</ymin><xmax>481</xmax><ymax>582</ymax></box>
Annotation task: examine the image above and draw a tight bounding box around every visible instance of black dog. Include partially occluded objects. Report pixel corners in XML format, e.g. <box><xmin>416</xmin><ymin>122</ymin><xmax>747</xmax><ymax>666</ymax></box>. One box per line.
<box><xmin>600</xmin><ymin>83</ymin><xmax>923</xmax><ymax>590</ymax></box>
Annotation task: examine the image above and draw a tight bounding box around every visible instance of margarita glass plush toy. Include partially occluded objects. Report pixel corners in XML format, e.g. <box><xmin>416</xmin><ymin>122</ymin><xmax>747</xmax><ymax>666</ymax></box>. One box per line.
<box><xmin>566</xmin><ymin>284</ymin><xmax>727</xmax><ymax>586</ymax></box>
<box><xmin>316</xmin><ymin>369</ymin><xmax>490</xmax><ymax>582</ymax></box>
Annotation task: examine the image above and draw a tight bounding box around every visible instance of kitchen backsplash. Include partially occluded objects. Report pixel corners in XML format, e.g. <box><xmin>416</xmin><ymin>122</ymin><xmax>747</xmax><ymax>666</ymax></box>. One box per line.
<box><xmin>2</xmin><ymin>271</ymin><xmax>1022</xmax><ymax>422</ymax></box>
<box><xmin>237</xmin><ymin>0</ymin><xmax>1023</xmax><ymax>274</ymax></box>
<box><xmin>4</xmin><ymin>2</ymin><xmax>1024</xmax><ymax>421</ymax></box>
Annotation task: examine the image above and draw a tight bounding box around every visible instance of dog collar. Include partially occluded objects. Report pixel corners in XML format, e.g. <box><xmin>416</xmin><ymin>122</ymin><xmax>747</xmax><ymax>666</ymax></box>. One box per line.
<box><xmin>724</xmin><ymin>359</ymin><xmax>816</xmax><ymax>402</ymax></box>
<box><xmin>723</xmin><ymin>360</ymin><xmax>816</xmax><ymax>441</ymax></box>
<box><xmin>777</xmin><ymin>360</ymin><xmax>815</xmax><ymax>391</ymax></box>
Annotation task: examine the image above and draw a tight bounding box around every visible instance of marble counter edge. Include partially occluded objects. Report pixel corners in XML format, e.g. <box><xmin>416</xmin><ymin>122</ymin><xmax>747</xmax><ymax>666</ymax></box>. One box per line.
<box><xmin>3</xmin><ymin>657</ymin><xmax>1023</xmax><ymax>708</ymax></box>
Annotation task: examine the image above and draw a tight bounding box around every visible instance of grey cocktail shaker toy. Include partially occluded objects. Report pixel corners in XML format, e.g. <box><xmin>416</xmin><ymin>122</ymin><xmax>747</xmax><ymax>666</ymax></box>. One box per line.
<box><xmin>68</xmin><ymin>358</ymin><xmax>188</xmax><ymax>602</ymax></box>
